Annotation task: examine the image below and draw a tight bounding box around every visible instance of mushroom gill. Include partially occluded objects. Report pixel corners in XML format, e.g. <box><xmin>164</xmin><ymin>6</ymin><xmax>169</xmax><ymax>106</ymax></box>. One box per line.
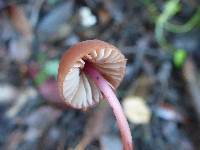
<box><xmin>62</xmin><ymin>47</ymin><xmax>126</xmax><ymax>109</ymax></box>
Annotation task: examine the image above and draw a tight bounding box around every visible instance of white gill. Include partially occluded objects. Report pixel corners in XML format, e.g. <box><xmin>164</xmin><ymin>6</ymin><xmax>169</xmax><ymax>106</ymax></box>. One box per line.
<box><xmin>63</xmin><ymin>48</ymin><xmax>126</xmax><ymax>108</ymax></box>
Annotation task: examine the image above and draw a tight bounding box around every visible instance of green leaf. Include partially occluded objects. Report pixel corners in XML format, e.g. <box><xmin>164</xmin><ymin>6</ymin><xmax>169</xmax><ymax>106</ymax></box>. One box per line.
<box><xmin>34</xmin><ymin>59</ymin><xmax>59</xmax><ymax>86</ymax></box>
<box><xmin>44</xmin><ymin>60</ymin><xmax>59</xmax><ymax>78</ymax></box>
<box><xmin>34</xmin><ymin>70</ymin><xmax>48</xmax><ymax>86</ymax></box>
<box><xmin>173</xmin><ymin>49</ymin><xmax>187</xmax><ymax>68</ymax></box>
<box><xmin>155</xmin><ymin>0</ymin><xmax>180</xmax><ymax>48</ymax></box>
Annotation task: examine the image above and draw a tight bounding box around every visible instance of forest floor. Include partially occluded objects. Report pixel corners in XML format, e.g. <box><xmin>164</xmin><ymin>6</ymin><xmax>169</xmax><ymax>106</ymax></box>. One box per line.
<box><xmin>0</xmin><ymin>0</ymin><xmax>200</xmax><ymax>150</ymax></box>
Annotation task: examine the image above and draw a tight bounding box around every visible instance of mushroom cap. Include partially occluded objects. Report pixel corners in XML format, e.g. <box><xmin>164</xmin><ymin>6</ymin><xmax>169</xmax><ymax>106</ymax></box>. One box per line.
<box><xmin>57</xmin><ymin>39</ymin><xmax>126</xmax><ymax>109</ymax></box>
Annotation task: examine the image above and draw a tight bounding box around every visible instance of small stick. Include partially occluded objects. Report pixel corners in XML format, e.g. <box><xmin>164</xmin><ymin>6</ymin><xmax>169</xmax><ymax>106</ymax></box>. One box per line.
<box><xmin>183</xmin><ymin>58</ymin><xmax>200</xmax><ymax>121</ymax></box>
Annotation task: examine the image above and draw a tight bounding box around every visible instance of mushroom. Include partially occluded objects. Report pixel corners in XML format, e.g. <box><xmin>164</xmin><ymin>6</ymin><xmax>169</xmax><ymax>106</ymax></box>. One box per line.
<box><xmin>57</xmin><ymin>39</ymin><xmax>133</xmax><ymax>150</ymax></box>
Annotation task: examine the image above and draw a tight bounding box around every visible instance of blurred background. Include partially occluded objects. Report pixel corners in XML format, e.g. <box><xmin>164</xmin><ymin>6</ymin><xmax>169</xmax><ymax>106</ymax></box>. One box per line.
<box><xmin>0</xmin><ymin>0</ymin><xmax>200</xmax><ymax>149</ymax></box>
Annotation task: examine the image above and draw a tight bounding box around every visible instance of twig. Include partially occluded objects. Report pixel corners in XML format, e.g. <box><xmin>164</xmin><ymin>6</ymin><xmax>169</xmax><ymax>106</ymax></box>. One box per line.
<box><xmin>183</xmin><ymin>58</ymin><xmax>200</xmax><ymax>121</ymax></box>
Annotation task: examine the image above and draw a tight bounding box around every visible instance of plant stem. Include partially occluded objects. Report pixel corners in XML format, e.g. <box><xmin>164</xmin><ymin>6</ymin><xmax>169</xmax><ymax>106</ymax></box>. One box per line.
<box><xmin>165</xmin><ymin>7</ymin><xmax>200</xmax><ymax>33</ymax></box>
<box><xmin>84</xmin><ymin>63</ymin><xmax>133</xmax><ymax>150</ymax></box>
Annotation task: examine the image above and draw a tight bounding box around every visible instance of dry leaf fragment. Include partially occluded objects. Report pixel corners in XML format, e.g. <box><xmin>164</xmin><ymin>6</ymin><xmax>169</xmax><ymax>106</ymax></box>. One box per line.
<box><xmin>183</xmin><ymin>58</ymin><xmax>200</xmax><ymax>121</ymax></box>
<box><xmin>98</xmin><ymin>8</ymin><xmax>111</xmax><ymax>25</ymax></box>
<box><xmin>37</xmin><ymin>1</ymin><xmax>74</xmax><ymax>42</ymax></box>
<box><xmin>123</xmin><ymin>96</ymin><xmax>151</xmax><ymax>124</ymax></box>
<box><xmin>7</xmin><ymin>5</ymin><xmax>32</xmax><ymax>40</ymax></box>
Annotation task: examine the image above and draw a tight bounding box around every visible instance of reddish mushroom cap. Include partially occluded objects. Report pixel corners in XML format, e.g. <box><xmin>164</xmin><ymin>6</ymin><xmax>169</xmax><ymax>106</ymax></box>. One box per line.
<box><xmin>57</xmin><ymin>40</ymin><xmax>126</xmax><ymax>109</ymax></box>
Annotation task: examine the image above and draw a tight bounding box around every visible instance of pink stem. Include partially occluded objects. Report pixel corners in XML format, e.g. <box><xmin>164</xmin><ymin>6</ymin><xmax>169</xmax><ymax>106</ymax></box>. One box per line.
<box><xmin>84</xmin><ymin>63</ymin><xmax>133</xmax><ymax>150</ymax></box>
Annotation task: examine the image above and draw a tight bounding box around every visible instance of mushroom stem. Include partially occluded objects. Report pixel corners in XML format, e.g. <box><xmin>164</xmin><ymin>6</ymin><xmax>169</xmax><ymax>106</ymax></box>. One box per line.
<box><xmin>84</xmin><ymin>63</ymin><xmax>133</xmax><ymax>150</ymax></box>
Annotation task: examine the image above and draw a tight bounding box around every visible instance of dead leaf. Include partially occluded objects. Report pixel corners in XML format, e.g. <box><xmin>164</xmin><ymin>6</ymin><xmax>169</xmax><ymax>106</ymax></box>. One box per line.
<box><xmin>98</xmin><ymin>8</ymin><xmax>111</xmax><ymax>25</ymax></box>
<box><xmin>37</xmin><ymin>1</ymin><xmax>74</xmax><ymax>42</ymax></box>
<box><xmin>123</xmin><ymin>96</ymin><xmax>151</xmax><ymax>124</ymax></box>
<box><xmin>183</xmin><ymin>58</ymin><xmax>200</xmax><ymax>121</ymax></box>
<box><xmin>7</xmin><ymin>5</ymin><xmax>32</xmax><ymax>41</ymax></box>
